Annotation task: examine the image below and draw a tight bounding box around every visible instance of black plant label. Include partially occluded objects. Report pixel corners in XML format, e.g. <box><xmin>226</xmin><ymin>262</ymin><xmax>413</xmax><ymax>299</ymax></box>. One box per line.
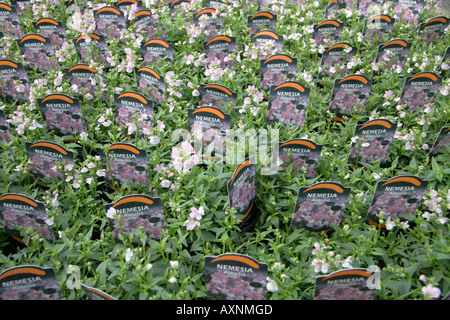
<box><xmin>290</xmin><ymin>181</ymin><xmax>350</xmax><ymax>233</ymax></box>
<box><xmin>366</xmin><ymin>175</ymin><xmax>428</xmax><ymax>228</ymax></box>
<box><xmin>398</xmin><ymin>71</ymin><xmax>442</xmax><ymax>113</ymax></box>
<box><xmin>251</xmin><ymin>30</ymin><xmax>283</xmax><ymax>53</ymax></box>
<box><xmin>329</xmin><ymin>74</ymin><xmax>373</xmax><ymax>120</ymax></box>
<box><xmin>348</xmin><ymin>118</ymin><xmax>397</xmax><ymax>167</ymax></box>
<box><xmin>0</xmin><ymin>109</ymin><xmax>11</xmax><ymax>142</ymax></box>
<box><xmin>363</xmin><ymin>14</ymin><xmax>395</xmax><ymax>45</ymax></box>
<box><xmin>312</xmin><ymin>19</ymin><xmax>343</xmax><ymax>47</ymax></box>
<box><xmin>320</xmin><ymin>42</ymin><xmax>355</xmax><ymax>78</ymax></box>
<box><xmin>74</xmin><ymin>33</ymin><xmax>113</xmax><ymax>67</ymax></box>
<box><xmin>104</xmin><ymin>194</ymin><xmax>164</xmax><ymax>245</ymax></box>
<box><xmin>188</xmin><ymin>105</ymin><xmax>230</xmax><ymax>162</ymax></box>
<box><xmin>429</xmin><ymin>126</ymin><xmax>450</xmax><ymax>157</ymax></box>
<box><xmin>0</xmin><ymin>265</ymin><xmax>63</xmax><ymax>300</ymax></box>
<box><xmin>141</xmin><ymin>38</ymin><xmax>174</xmax><ymax>64</ymax></box>
<box><xmin>81</xmin><ymin>283</ymin><xmax>116</xmax><ymax>300</ymax></box>
<box><xmin>199</xmin><ymin>83</ymin><xmax>237</xmax><ymax>112</ymax></box>
<box><xmin>25</xmin><ymin>140</ymin><xmax>74</xmax><ymax>183</ymax></box>
<box><xmin>0</xmin><ymin>193</ymin><xmax>54</xmax><ymax>243</ymax></box>
<box><xmin>99</xmin><ymin>143</ymin><xmax>150</xmax><ymax>190</ymax></box>
<box><xmin>17</xmin><ymin>33</ymin><xmax>58</xmax><ymax>73</ymax></box>
<box><xmin>0</xmin><ymin>59</ymin><xmax>30</xmax><ymax>102</ymax></box>
<box><xmin>0</xmin><ymin>3</ymin><xmax>23</xmax><ymax>39</ymax></box>
<box><xmin>93</xmin><ymin>6</ymin><xmax>126</xmax><ymax>40</ymax></box>
<box><xmin>248</xmin><ymin>11</ymin><xmax>277</xmax><ymax>34</ymax></box>
<box><xmin>135</xmin><ymin>66</ymin><xmax>166</xmax><ymax>105</ymax></box>
<box><xmin>204</xmin><ymin>253</ymin><xmax>268</xmax><ymax>300</ymax></box>
<box><xmin>227</xmin><ymin>158</ymin><xmax>259</xmax><ymax>229</ymax></box>
<box><xmin>314</xmin><ymin>268</ymin><xmax>375</xmax><ymax>300</ymax></box>
<box><xmin>277</xmin><ymin>138</ymin><xmax>322</xmax><ymax>178</ymax></box>
<box><xmin>33</xmin><ymin>18</ymin><xmax>67</xmax><ymax>47</ymax></box>
<box><xmin>375</xmin><ymin>39</ymin><xmax>411</xmax><ymax>72</ymax></box>
<box><xmin>114</xmin><ymin>91</ymin><xmax>154</xmax><ymax>137</ymax></box>
<box><xmin>37</xmin><ymin>93</ymin><xmax>86</xmax><ymax>137</ymax></box>
<box><xmin>260</xmin><ymin>53</ymin><xmax>297</xmax><ymax>91</ymax></box>
<box><xmin>266</xmin><ymin>81</ymin><xmax>310</xmax><ymax>128</ymax></box>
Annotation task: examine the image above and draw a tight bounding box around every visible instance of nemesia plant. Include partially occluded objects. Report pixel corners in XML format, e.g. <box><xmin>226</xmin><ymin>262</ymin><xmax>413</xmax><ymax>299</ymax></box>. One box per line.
<box><xmin>0</xmin><ymin>0</ymin><xmax>448</xmax><ymax>301</ymax></box>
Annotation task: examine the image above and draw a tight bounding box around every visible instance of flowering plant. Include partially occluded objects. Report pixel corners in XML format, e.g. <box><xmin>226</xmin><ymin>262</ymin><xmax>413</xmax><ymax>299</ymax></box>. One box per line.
<box><xmin>0</xmin><ymin>0</ymin><xmax>448</xmax><ymax>302</ymax></box>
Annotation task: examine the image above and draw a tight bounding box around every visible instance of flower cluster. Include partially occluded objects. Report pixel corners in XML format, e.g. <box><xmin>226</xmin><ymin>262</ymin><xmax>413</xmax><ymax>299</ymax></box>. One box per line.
<box><xmin>239</xmin><ymin>85</ymin><xmax>265</xmax><ymax>115</ymax></box>
<box><xmin>170</xmin><ymin>140</ymin><xmax>200</xmax><ymax>174</ymax></box>
<box><xmin>243</xmin><ymin>41</ymin><xmax>281</xmax><ymax>61</ymax></box>
<box><xmin>137</xmin><ymin>75</ymin><xmax>166</xmax><ymax>105</ymax></box>
<box><xmin>183</xmin><ymin>206</ymin><xmax>204</xmax><ymax>230</ymax></box>
<box><xmin>422</xmin><ymin>189</ymin><xmax>449</xmax><ymax>225</ymax></box>
<box><xmin>310</xmin><ymin>242</ymin><xmax>353</xmax><ymax>275</ymax></box>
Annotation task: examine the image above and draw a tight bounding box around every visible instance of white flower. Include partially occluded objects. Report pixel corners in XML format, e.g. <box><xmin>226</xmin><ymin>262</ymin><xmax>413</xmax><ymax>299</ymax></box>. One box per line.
<box><xmin>125</xmin><ymin>248</ymin><xmax>133</xmax><ymax>262</ymax></box>
<box><xmin>51</xmin><ymin>194</ymin><xmax>59</xmax><ymax>207</ymax></box>
<box><xmin>160</xmin><ymin>179</ymin><xmax>171</xmax><ymax>188</ymax></box>
<box><xmin>170</xmin><ymin>261</ymin><xmax>179</xmax><ymax>269</ymax></box>
<box><xmin>437</xmin><ymin>216</ymin><xmax>448</xmax><ymax>225</ymax></box>
<box><xmin>266</xmin><ymin>278</ymin><xmax>278</xmax><ymax>292</ymax></box>
<box><xmin>96</xmin><ymin>169</ymin><xmax>106</xmax><ymax>177</ymax></box>
<box><xmin>79</xmin><ymin>132</ymin><xmax>88</xmax><ymax>140</ymax></box>
<box><xmin>168</xmin><ymin>277</ymin><xmax>177</xmax><ymax>284</ymax></box>
<box><xmin>372</xmin><ymin>172</ymin><xmax>381</xmax><ymax>180</ymax></box>
<box><xmin>146</xmin><ymin>264</ymin><xmax>153</xmax><ymax>271</ymax></box>
<box><xmin>189</xmin><ymin>206</ymin><xmax>204</xmax><ymax>220</ymax></box>
<box><xmin>399</xmin><ymin>221</ymin><xmax>409</xmax><ymax>230</ymax></box>
<box><xmin>106</xmin><ymin>207</ymin><xmax>117</xmax><ymax>219</ymax></box>
<box><xmin>45</xmin><ymin>217</ymin><xmax>54</xmax><ymax>226</ymax></box>
<box><xmin>149</xmin><ymin>135</ymin><xmax>160</xmax><ymax>145</ymax></box>
<box><xmin>342</xmin><ymin>256</ymin><xmax>352</xmax><ymax>269</ymax></box>
<box><xmin>386</xmin><ymin>217</ymin><xmax>396</xmax><ymax>230</ymax></box>
<box><xmin>422</xmin><ymin>285</ymin><xmax>441</xmax><ymax>299</ymax></box>
<box><xmin>184</xmin><ymin>219</ymin><xmax>200</xmax><ymax>230</ymax></box>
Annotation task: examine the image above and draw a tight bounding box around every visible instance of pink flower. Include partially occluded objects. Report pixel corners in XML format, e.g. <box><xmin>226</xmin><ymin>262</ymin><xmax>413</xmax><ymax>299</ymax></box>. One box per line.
<box><xmin>422</xmin><ymin>285</ymin><xmax>441</xmax><ymax>299</ymax></box>
<box><xmin>189</xmin><ymin>206</ymin><xmax>204</xmax><ymax>220</ymax></box>
<box><xmin>160</xmin><ymin>179</ymin><xmax>171</xmax><ymax>188</ymax></box>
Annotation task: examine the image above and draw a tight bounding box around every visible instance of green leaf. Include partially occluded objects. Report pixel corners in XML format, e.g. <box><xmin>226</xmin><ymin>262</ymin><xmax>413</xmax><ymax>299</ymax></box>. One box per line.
<box><xmin>200</xmin><ymin>230</ymin><xmax>216</xmax><ymax>242</ymax></box>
